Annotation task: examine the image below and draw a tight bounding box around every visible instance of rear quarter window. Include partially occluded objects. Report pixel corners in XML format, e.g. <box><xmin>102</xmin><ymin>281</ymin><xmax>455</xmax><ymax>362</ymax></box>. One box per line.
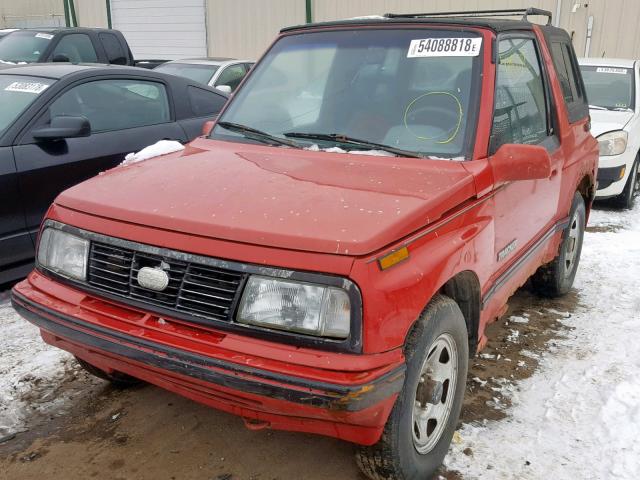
<box><xmin>549</xmin><ymin>41</ymin><xmax>589</xmax><ymax>123</ymax></box>
<box><xmin>99</xmin><ymin>33</ymin><xmax>127</xmax><ymax>65</ymax></box>
<box><xmin>187</xmin><ymin>86</ymin><xmax>227</xmax><ymax>116</ymax></box>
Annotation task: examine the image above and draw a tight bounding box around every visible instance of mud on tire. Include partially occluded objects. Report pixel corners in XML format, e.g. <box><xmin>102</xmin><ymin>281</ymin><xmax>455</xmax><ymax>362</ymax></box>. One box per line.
<box><xmin>531</xmin><ymin>192</ymin><xmax>586</xmax><ymax>297</ymax></box>
<box><xmin>356</xmin><ymin>295</ymin><xmax>469</xmax><ymax>480</ymax></box>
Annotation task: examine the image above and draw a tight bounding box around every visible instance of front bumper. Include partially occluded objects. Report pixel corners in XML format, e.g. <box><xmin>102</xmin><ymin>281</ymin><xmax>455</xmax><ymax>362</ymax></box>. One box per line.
<box><xmin>595</xmin><ymin>151</ymin><xmax>635</xmax><ymax>198</ymax></box>
<box><xmin>12</xmin><ymin>273</ymin><xmax>405</xmax><ymax>445</ymax></box>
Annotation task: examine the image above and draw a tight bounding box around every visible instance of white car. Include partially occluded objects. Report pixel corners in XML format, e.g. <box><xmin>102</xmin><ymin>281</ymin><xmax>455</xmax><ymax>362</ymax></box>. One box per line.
<box><xmin>579</xmin><ymin>58</ymin><xmax>640</xmax><ymax>208</ymax></box>
<box><xmin>154</xmin><ymin>57</ymin><xmax>254</xmax><ymax>93</ymax></box>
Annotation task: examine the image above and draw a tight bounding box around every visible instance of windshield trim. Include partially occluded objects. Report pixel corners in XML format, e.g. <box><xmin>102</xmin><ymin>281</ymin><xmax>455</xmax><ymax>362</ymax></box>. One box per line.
<box><xmin>210</xmin><ymin>25</ymin><xmax>485</xmax><ymax>160</ymax></box>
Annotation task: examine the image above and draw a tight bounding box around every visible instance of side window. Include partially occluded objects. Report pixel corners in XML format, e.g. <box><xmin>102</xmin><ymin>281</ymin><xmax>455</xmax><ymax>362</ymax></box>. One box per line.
<box><xmin>549</xmin><ymin>41</ymin><xmax>589</xmax><ymax>123</ymax></box>
<box><xmin>49</xmin><ymin>79</ymin><xmax>170</xmax><ymax>132</ymax></box>
<box><xmin>99</xmin><ymin>33</ymin><xmax>127</xmax><ymax>65</ymax></box>
<box><xmin>550</xmin><ymin>43</ymin><xmax>574</xmax><ymax>103</ymax></box>
<box><xmin>215</xmin><ymin>64</ymin><xmax>247</xmax><ymax>91</ymax></box>
<box><xmin>51</xmin><ymin>34</ymin><xmax>98</xmax><ymax>63</ymax></box>
<box><xmin>187</xmin><ymin>86</ymin><xmax>227</xmax><ymax>116</ymax></box>
<box><xmin>490</xmin><ymin>37</ymin><xmax>548</xmax><ymax>153</ymax></box>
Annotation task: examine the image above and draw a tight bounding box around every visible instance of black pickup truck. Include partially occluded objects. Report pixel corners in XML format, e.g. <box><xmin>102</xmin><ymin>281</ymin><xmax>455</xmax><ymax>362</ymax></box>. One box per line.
<box><xmin>0</xmin><ymin>28</ymin><xmax>166</xmax><ymax>68</ymax></box>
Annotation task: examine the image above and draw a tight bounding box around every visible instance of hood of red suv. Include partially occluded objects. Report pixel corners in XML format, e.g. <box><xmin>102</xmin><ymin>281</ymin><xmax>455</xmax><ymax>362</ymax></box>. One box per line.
<box><xmin>55</xmin><ymin>138</ymin><xmax>476</xmax><ymax>256</ymax></box>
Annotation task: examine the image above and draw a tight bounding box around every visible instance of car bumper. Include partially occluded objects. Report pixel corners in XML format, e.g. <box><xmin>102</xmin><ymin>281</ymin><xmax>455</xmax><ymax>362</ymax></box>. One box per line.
<box><xmin>595</xmin><ymin>151</ymin><xmax>634</xmax><ymax>198</ymax></box>
<box><xmin>11</xmin><ymin>272</ymin><xmax>405</xmax><ymax>445</ymax></box>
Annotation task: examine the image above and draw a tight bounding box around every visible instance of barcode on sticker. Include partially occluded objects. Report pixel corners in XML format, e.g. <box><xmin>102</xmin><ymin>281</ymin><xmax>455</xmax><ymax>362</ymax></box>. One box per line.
<box><xmin>408</xmin><ymin>37</ymin><xmax>482</xmax><ymax>58</ymax></box>
<box><xmin>596</xmin><ymin>67</ymin><xmax>628</xmax><ymax>74</ymax></box>
<box><xmin>5</xmin><ymin>82</ymin><xmax>50</xmax><ymax>94</ymax></box>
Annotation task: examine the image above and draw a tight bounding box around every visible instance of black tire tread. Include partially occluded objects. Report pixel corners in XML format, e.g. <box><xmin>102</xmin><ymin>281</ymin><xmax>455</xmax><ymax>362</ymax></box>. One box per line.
<box><xmin>356</xmin><ymin>295</ymin><xmax>467</xmax><ymax>480</ymax></box>
<box><xmin>531</xmin><ymin>192</ymin><xmax>585</xmax><ymax>298</ymax></box>
<box><xmin>75</xmin><ymin>357</ymin><xmax>141</xmax><ymax>387</ymax></box>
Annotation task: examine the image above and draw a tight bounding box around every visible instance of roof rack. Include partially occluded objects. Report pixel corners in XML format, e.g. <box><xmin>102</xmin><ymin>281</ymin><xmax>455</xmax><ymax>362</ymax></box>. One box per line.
<box><xmin>384</xmin><ymin>8</ymin><xmax>553</xmax><ymax>25</ymax></box>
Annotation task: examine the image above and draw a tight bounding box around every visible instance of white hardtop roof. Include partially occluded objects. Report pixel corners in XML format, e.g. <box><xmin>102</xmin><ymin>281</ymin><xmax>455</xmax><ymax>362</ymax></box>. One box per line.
<box><xmin>578</xmin><ymin>57</ymin><xmax>636</xmax><ymax>68</ymax></box>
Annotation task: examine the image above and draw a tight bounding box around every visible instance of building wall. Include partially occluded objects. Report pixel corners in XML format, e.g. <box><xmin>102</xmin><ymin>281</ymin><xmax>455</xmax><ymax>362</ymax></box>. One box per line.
<box><xmin>3</xmin><ymin>1</ymin><xmax>640</xmax><ymax>60</ymax></box>
<box><xmin>75</xmin><ymin>0</ymin><xmax>108</xmax><ymax>28</ymax></box>
<box><xmin>205</xmin><ymin>0</ymin><xmax>306</xmax><ymax>59</ymax></box>
<box><xmin>0</xmin><ymin>0</ymin><xmax>64</xmax><ymax>28</ymax></box>
<box><xmin>312</xmin><ymin>0</ymin><xmax>558</xmax><ymax>23</ymax></box>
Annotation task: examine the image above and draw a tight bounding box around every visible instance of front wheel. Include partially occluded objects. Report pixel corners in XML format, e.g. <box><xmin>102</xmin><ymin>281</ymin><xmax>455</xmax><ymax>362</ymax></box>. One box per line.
<box><xmin>356</xmin><ymin>295</ymin><xmax>468</xmax><ymax>480</ymax></box>
<box><xmin>531</xmin><ymin>192</ymin><xmax>586</xmax><ymax>297</ymax></box>
<box><xmin>614</xmin><ymin>157</ymin><xmax>639</xmax><ymax>209</ymax></box>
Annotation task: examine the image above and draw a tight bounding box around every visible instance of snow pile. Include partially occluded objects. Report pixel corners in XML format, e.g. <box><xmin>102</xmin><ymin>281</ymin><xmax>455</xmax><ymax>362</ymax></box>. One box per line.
<box><xmin>304</xmin><ymin>144</ymin><xmax>394</xmax><ymax>156</ymax></box>
<box><xmin>121</xmin><ymin>140</ymin><xmax>184</xmax><ymax>166</ymax></box>
<box><xmin>0</xmin><ymin>300</ymin><xmax>71</xmax><ymax>436</ymax></box>
<box><xmin>446</xmin><ymin>204</ymin><xmax>640</xmax><ymax>479</ymax></box>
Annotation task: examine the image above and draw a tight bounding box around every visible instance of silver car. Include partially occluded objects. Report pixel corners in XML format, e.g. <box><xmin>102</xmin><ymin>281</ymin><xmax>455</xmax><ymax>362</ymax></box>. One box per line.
<box><xmin>154</xmin><ymin>57</ymin><xmax>254</xmax><ymax>93</ymax></box>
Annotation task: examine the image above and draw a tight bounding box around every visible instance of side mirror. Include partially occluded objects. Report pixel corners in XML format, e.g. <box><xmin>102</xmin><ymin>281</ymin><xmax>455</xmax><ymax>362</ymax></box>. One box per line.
<box><xmin>216</xmin><ymin>85</ymin><xmax>232</xmax><ymax>94</ymax></box>
<box><xmin>490</xmin><ymin>143</ymin><xmax>552</xmax><ymax>184</ymax></box>
<box><xmin>201</xmin><ymin>119</ymin><xmax>216</xmax><ymax>136</ymax></box>
<box><xmin>52</xmin><ymin>53</ymin><xmax>70</xmax><ymax>62</ymax></box>
<box><xmin>33</xmin><ymin>115</ymin><xmax>91</xmax><ymax>141</ymax></box>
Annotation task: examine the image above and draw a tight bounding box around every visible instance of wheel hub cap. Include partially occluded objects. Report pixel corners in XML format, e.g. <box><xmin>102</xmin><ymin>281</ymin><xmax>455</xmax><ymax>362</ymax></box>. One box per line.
<box><xmin>412</xmin><ymin>333</ymin><xmax>458</xmax><ymax>454</ymax></box>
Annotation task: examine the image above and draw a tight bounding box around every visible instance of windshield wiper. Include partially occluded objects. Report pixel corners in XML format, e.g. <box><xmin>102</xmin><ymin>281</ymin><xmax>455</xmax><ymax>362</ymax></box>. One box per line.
<box><xmin>283</xmin><ymin>132</ymin><xmax>425</xmax><ymax>158</ymax></box>
<box><xmin>217</xmin><ymin>121</ymin><xmax>301</xmax><ymax>149</ymax></box>
<box><xmin>588</xmin><ymin>104</ymin><xmax>608</xmax><ymax>111</ymax></box>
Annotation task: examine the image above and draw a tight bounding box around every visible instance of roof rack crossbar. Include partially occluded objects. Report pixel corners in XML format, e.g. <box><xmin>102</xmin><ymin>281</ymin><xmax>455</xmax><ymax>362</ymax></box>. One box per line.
<box><xmin>384</xmin><ymin>7</ymin><xmax>553</xmax><ymax>25</ymax></box>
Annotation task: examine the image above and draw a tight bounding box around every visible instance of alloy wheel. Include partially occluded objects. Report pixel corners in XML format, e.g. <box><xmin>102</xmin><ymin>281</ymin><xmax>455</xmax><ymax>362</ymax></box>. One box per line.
<box><xmin>412</xmin><ymin>333</ymin><xmax>458</xmax><ymax>454</ymax></box>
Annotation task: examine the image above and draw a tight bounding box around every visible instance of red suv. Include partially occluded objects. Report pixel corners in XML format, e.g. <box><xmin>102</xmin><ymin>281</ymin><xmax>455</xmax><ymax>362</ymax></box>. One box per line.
<box><xmin>13</xmin><ymin>8</ymin><xmax>598</xmax><ymax>479</ymax></box>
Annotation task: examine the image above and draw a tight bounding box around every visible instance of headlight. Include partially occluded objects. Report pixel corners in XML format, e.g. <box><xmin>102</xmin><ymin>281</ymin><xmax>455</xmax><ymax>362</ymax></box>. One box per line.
<box><xmin>598</xmin><ymin>130</ymin><xmax>628</xmax><ymax>156</ymax></box>
<box><xmin>37</xmin><ymin>227</ymin><xmax>89</xmax><ymax>281</ymax></box>
<box><xmin>237</xmin><ymin>275</ymin><xmax>351</xmax><ymax>338</ymax></box>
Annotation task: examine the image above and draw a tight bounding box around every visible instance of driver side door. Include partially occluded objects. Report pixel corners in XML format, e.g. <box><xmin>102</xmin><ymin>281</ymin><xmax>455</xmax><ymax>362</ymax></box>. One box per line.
<box><xmin>13</xmin><ymin>77</ymin><xmax>187</xmax><ymax>240</ymax></box>
<box><xmin>489</xmin><ymin>34</ymin><xmax>563</xmax><ymax>281</ymax></box>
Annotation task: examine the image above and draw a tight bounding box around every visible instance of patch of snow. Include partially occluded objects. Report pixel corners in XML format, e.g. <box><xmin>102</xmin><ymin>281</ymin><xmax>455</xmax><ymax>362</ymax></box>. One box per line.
<box><xmin>509</xmin><ymin>315</ymin><xmax>530</xmax><ymax>324</ymax></box>
<box><xmin>0</xmin><ymin>300</ymin><xmax>70</xmax><ymax>436</ymax></box>
<box><xmin>121</xmin><ymin>140</ymin><xmax>184</xmax><ymax>166</ymax></box>
<box><xmin>304</xmin><ymin>144</ymin><xmax>394</xmax><ymax>156</ymax></box>
<box><xmin>446</xmin><ymin>203</ymin><xmax>640</xmax><ymax>479</ymax></box>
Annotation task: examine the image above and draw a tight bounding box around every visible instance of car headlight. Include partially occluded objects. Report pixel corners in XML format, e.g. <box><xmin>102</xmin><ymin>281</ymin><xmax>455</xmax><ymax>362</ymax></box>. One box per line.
<box><xmin>598</xmin><ymin>130</ymin><xmax>628</xmax><ymax>156</ymax></box>
<box><xmin>37</xmin><ymin>227</ymin><xmax>89</xmax><ymax>281</ymax></box>
<box><xmin>237</xmin><ymin>275</ymin><xmax>351</xmax><ymax>338</ymax></box>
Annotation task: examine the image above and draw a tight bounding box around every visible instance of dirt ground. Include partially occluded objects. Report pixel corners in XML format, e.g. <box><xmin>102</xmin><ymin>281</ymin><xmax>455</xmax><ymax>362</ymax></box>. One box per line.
<box><xmin>0</xmin><ymin>283</ymin><xmax>581</xmax><ymax>480</ymax></box>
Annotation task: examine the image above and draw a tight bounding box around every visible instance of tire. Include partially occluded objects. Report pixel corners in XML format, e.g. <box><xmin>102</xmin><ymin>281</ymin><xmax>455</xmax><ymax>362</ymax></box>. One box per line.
<box><xmin>356</xmin><ymin>295</ymin><xmax>469</xmax><ymax>480</ymax></box>
<box><xmin>75</xmin><ymin>357</ymin><xmax>142</xmax><ymax>388</ymax></box>
<box><xmin>614</xmin><ymin>157</ymin><xmax>639</xmax><ymax>210</ymax></box>
<box><xmin>531</xmin><ymin>192</ymin><xmax>586</xmax><ymax>298</ymax></box>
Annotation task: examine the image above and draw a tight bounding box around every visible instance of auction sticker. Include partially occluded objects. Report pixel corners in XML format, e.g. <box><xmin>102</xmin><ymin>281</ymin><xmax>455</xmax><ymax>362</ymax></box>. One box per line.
<box><xmin>35</xmin><ymin>32</ymin><xmax>54</xmax><ymax>40</ymax></box>
<box><xmin>408</xmin><ymin>37</ymin><xmax>482</xmax><ymax>57</ymax></box>
<box><xmin>596</xmin><ymin>67</ymin><xmax>628</xmax><ymax>74</ymax></box>
<box><xmin>5</xmin><ymin>81</ymin><xmax>50</xmax><ymax>94</ymax></box>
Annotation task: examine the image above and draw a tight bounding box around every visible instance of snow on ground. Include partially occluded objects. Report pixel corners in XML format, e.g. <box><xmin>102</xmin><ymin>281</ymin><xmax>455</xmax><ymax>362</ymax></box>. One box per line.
<box><xmin>446</xmin><ymin>203</ymin><xmax>640</xmax><ymax>480</ymax></box>
<box><xmin>0</xmin><ymin>300</ymin><xmax>71</xmax><ymax>437</ymax></box>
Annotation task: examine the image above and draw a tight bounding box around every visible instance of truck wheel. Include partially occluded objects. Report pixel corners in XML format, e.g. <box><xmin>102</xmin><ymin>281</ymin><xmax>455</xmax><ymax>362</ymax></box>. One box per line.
<box><xmin>531</xmin><ymin>192</ymin><xmax>585</xmax><ymax>298</ymax></box>
<box><xmin>356</xmin><ymin>295</ymin><xmax>468</xmax><ymax>480</ymax></box>
<box><xmin>614</xmin><ymin>157</ymin><xmax>639</xmax><ymax>209</ymax></box>
<box><xmin>75</xmin><ymin>357</ymin><xmax>141</xmax><ymax>387</ymax></box>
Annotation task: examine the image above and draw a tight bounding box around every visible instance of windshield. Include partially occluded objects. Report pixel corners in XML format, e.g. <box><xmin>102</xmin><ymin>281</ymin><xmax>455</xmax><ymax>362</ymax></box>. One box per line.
<box><xmin>0</xmin><ymin>31</ymin><xmax>51</xmax><ymax>63</ymax></box>
<box><xmin>212</xmin><ymin>29</ymin><xmax>482</xmax><ymax>158</ymax></box>
<box><xmin>0</xmin><ymin>75</ymin><xmax>55</xmax><ymax>134</ymax></box>
<box><xmin>580</xmin><ymin>65</ymin><xmax>635</xmax><ymax>110</ymax></box>
<box><xmin>155</xmin><ymin>62</ymin><xmax>220</xmax><ymax>84</ymax></box>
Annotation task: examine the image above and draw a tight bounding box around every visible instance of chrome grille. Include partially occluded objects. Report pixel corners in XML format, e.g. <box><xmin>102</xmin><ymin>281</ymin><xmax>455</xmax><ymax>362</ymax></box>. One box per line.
<box><xmin>87</xmin><ymin>241</ymin><xmax>245</xmax><ymax>322</ymax></box>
